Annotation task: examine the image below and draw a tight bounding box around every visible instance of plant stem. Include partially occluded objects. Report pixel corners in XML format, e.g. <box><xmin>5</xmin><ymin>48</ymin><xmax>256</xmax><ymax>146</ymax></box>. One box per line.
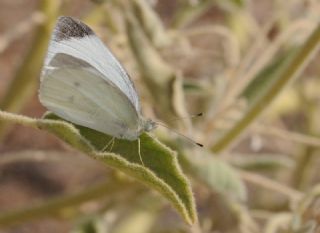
<box><xmin>239</xmin><ymin>170</ymin><xmax>302</xmax><ymax>202</ymax></box>
<box><xmin>292</xmin><ymin>147</ymin><xmax>315</xmax><ymax>190</ymax></box>
<box><xmin>0</xmin><ymin>110</ymin><xmax>38</xmax><ymax>128</ymax></box>
<box><xmin>0</xmin><ymin>179</ymin><xmax>134</xmax><ymax>228</ymax></box>
<box><xmin>211</xmin><ymin>23</ymin><xmax>320</xmax><ymax>153</ymax></box>
<box><xmin>0</xmin><ymin>0</ymin><xmax>60</xmax><ymax>139</ymax></box>
<box><xmin>171</xmin><ymin>0</ymin><xmax>215</xmax><ymax>29</ymax></box>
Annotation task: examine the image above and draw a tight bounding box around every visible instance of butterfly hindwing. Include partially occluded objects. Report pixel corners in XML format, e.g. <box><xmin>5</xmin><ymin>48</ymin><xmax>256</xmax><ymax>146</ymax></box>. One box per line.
<box><xmin>39</xmin><ymin>53</ymin><xmax>141</xmax><ymax>140</ymax></box>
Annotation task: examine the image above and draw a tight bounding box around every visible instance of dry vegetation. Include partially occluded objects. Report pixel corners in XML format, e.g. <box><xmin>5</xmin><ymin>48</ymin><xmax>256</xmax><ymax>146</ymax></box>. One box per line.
<box><xmin>0</xmin><ymin>0</ymin><xmax>320</xmax><ymax>232</ymax></box>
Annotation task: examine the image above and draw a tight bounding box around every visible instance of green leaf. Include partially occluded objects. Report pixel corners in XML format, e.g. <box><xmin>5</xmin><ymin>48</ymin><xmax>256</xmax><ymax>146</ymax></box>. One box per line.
<box><xmin>191</xmin><ymin>154</ymin><xmax>247</xmax><ymax>201</ymax></box>
<box><xmin>229</xmin><ymin>154</ymin><xmax>295</xmax><ymax>172</ymax></box>
<box><xmin>111</xmin><ymin>209</ymin><xmax>157</xmax><ymax>233</ymax></box>
<box><xmin>71</xmin><ymin>217</ymin><xmax>103</xmax><ymax>233</ymax></box>
<box><xmin>0</xmin><ymin>110</ymin><xmax>197</xmax><ymax>224</ymax></box>
<box><xmin>162</xmin><ymin>139</ymin><xmax>246</xmax><ymax>201</ymax></box>
<box><xmin>40</xmin><ymin>113</ymin><xmax>197</xmax><ymax>224</ymax></box>
<box><xmin>217</xmin><ymin>0</ymin><xmax>247</xmax><ymax>10</ymax></box>
<box><xmin>241</xmin><ymin>48</ymin><xmax>298</xmax><ymax>104</ymax></box>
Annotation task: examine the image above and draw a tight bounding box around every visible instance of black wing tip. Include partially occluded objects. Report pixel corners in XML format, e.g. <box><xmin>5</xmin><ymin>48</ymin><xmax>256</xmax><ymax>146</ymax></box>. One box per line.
<box><xmin>53</xmin><ymin>16</ymin><xmax>94</xmax><ymax>41</ymax></box>
<box><xmin>196</xmin><ymin>143</ymin><xmax>204</xmax><ymax>147</ymax></box>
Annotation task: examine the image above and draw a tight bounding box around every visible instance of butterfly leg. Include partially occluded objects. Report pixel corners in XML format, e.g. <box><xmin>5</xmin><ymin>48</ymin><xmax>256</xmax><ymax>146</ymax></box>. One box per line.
<box><xmin>137</xmin><ymin>138</ymin><xmax>145</xmax><ymax>166</ymax></box>
<box><xmin>109</xmin><ymin>137</ymin><xmax>115</xmax><ymax>151</ymax></box>
<box><xmin>101</xmin><ymin>137</ymin><xmax>115</xmax><ymax>152</ymax></box>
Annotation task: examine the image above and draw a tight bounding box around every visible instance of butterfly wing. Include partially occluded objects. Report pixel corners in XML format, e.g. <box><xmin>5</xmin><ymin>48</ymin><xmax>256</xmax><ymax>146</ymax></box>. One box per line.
<box><xmin>39</xmin><ymin>53</ymin><xmax>141</xmax><ymax>140</ymax></box>
<box><xmin>43</xmin><ymin>16</ymin><xmax>141</xmax><ymax>113</ymax></box>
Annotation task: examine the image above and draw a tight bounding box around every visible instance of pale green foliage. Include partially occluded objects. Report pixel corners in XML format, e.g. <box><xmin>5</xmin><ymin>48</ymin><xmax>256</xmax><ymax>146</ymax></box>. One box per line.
<box><xmin>1</xmin><ymin>0</ymin><xmax>320</xmax><ymax>232</ymax></box>
<box><xmin>192</xmin><ymin>155</ymin><xmax>247</xmax><ymax>201</ymax></box>
<box><xmin>0</xmin><ymin>110</ymin><xmax>196</xmax><ymax>224</ymax></box>
<box><xmin>41</xmin><ymin>113</ymin><xmax>197</xmax><ymax>224</ymax></box>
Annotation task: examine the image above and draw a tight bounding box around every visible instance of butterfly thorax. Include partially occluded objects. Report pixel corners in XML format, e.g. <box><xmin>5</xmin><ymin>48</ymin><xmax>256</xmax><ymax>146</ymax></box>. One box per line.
<box><xmin>118</xmin><ymin>118</ymin><xmax>156</xmax><ymax>141</ymax></box>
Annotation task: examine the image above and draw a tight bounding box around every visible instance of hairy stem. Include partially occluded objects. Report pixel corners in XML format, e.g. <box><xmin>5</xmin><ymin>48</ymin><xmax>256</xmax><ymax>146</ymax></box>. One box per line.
<box><xmin>0</xmin><ymin>0</ymin><xmax>60</xmax><ymax>139</ymax></box>
<box><xmin>212</xmin><ymin>23</ymin><xmax>320</xmax><ymax>153</ymax></box>
<box><xmin>0</xmin><ymin>179</ymin><xmax>134</xmax><ymax>228</ymax></box>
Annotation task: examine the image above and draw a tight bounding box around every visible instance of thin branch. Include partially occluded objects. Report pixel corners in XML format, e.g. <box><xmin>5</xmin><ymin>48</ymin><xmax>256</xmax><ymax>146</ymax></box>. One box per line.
<box><xmin>253</xmin><ymin>125</ymin><xmax>320</xmax><ymax>149</ymax></box>
<box><xmin>0</xmin><ymin>179</ymin><xmax>135</xmax><ymax>228</ymax></box>
<box><xmin>0</xmin><ymin>12</ymin><xmax>45</xmax><ymax>53</ymax></box>
<box><xmin>0</xmin><ymin>110</ymin><xmax>38</xmax><ymax>128</ymax></box>
<box><xmin>239</xmin><ymin>170</ymin><xmax>303</xmax><ymax>202</ymax></box>
<box><xmin>211</xmin><ymin>23</ymin><xmax>320</xmax><ymax>153</ymax></box>
<box><xmin>203</xmin><ymin>19</ymin><xmax>316</xmax><ymax>141</ymax></box>
<box><xmin>0</xmin><ymin>0</ymin><xmax>60</xmax><ymax>139</ymax></box>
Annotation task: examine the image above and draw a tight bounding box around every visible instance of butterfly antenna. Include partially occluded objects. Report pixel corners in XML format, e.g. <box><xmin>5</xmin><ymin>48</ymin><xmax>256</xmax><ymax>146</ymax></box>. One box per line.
<box><xmin>166</xmin><ymin>112</ymin><xmax>203</xmax><ymax>123</ymax></box>
<box><xmin>155</xmin><ymin>122</ymin><xmax>203</xmax><ymax>147</ymax></box>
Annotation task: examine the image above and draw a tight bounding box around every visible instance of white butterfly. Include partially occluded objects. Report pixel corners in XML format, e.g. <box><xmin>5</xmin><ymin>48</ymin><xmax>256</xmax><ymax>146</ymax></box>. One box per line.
<box><xmin>39</xmin><ymin>16</ymin><xmax>156</xmax><ymax>144</ymax></box>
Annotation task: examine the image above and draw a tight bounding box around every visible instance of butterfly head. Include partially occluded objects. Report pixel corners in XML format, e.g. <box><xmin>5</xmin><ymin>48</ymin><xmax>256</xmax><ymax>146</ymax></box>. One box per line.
<box><xmin>141</xmin><ymin>118</ymin><xmax>157</xmax><ymax>132</ymax></box>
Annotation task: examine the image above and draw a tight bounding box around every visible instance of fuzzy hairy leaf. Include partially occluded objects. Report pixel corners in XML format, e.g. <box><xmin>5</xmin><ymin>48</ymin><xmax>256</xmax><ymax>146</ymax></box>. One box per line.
<box><xmin>40</xmin><ymin>113</ymin><xmax>197</xmax><ymax>224</ymax></box>
<box><xmin>0</xmin><ymin>110</ymin><xmax>197</xmax><ymax>224</ymax></box>
<box><xmin>229</xmin><ymin>154</ymin><xmax>295</xmax><ymax>172</ymax></box>
<box><xmin>183</xmin><ymin>151</ymin><xmax>247</xmax><ymax>201</ymax></box>
<box><xmin>241</xmin><ymin>48</ymin><xmax>298</xmax><ymax>104</ymax></box>
<box><xmin>195</xmin><ymin>156</ymin><xmax>247</xmax><ymax>201</ymax></box>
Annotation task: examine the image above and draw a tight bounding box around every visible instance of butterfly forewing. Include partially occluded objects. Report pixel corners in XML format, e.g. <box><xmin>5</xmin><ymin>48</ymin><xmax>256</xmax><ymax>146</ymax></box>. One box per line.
<box><xmin>44</xmin><ymin>16</ymin><xmax>141</xmax><ymax>113</ymax></box>
<box><xmin>39</xmin><ymin>16</ymin><xmax>147</xmax><ymax>140</ymax></box>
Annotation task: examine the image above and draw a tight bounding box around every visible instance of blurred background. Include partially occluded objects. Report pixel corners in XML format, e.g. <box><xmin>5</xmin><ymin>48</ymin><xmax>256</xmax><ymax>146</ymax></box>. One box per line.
<box><xmin>0</xmin><ymin>0</ymin><xmax>320</xmax><ymax>232</ymax></box>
